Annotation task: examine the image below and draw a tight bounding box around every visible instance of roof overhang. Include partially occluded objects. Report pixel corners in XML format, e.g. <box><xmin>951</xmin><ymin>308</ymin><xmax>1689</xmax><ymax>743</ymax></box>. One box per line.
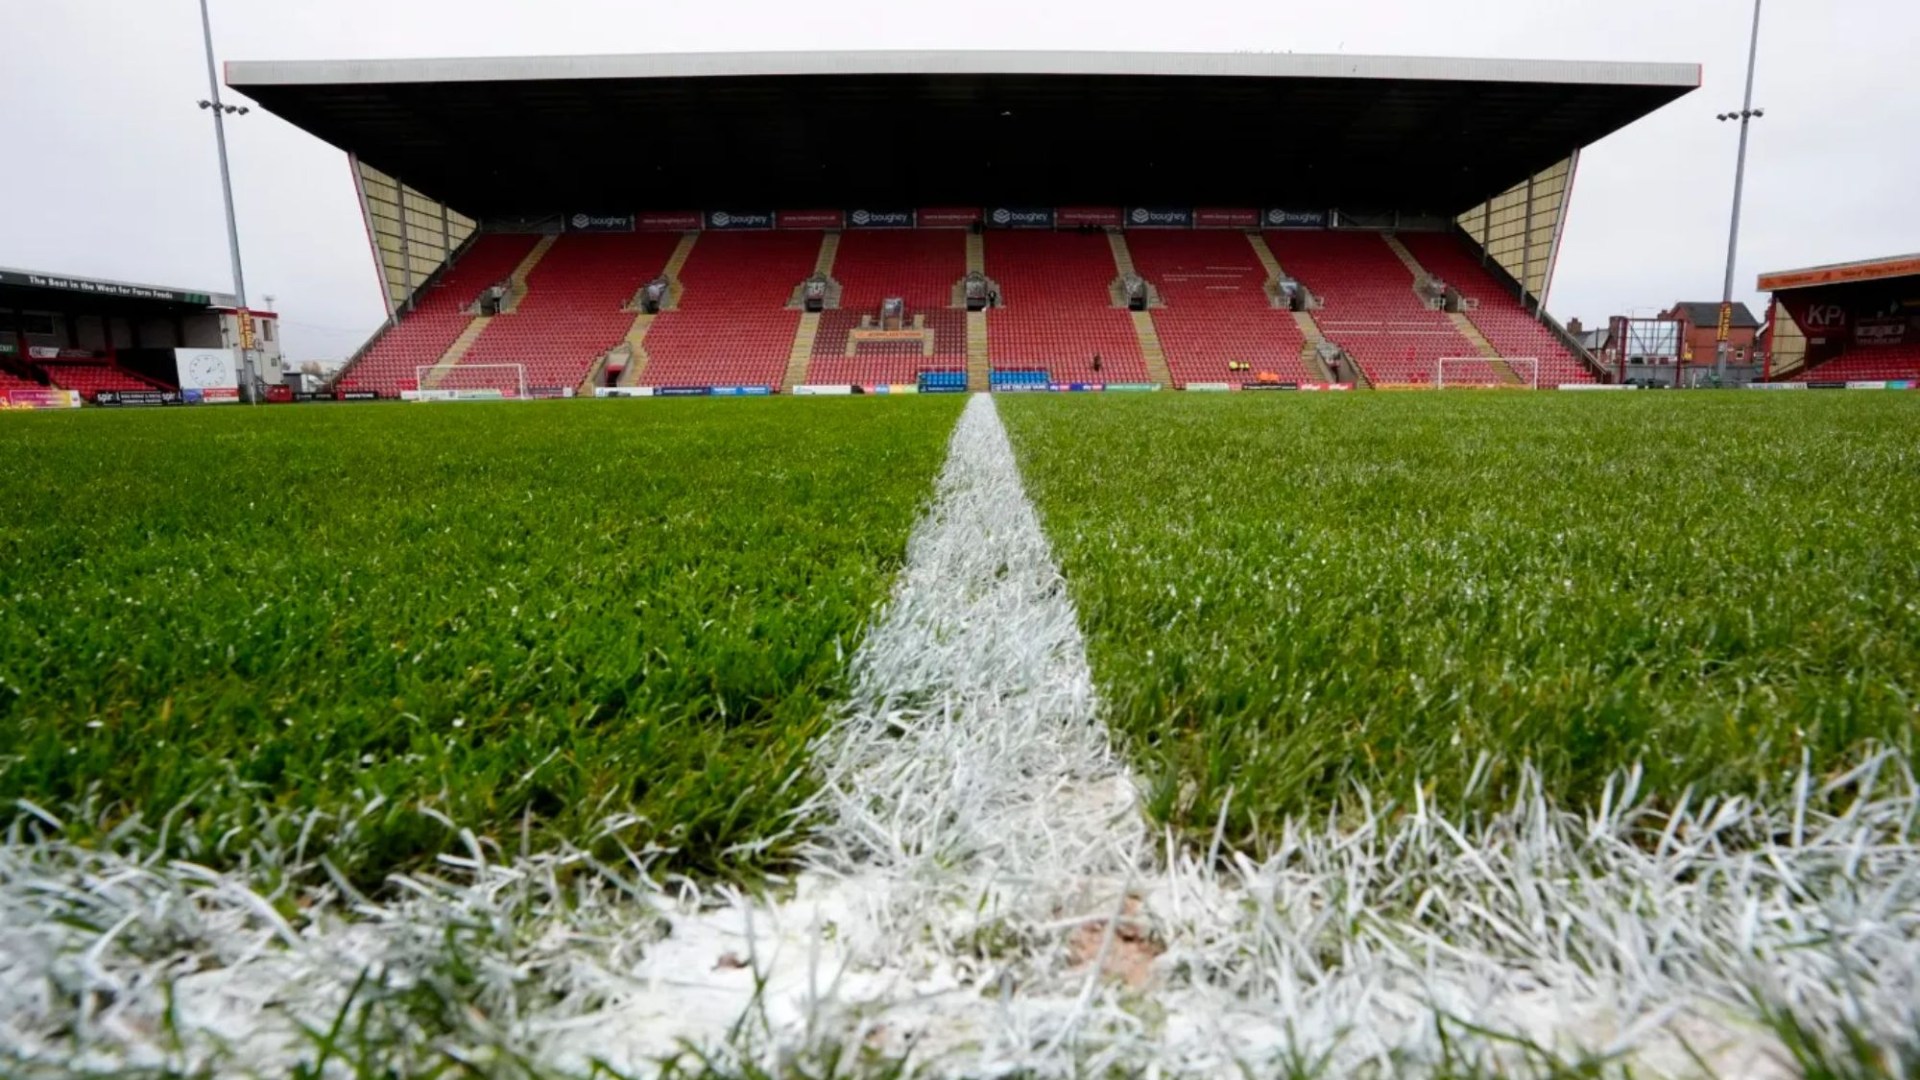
<box><xmin>1758</xmin><ymin>254</ymin><xmax>1920</xmax><ymax>293</ymax></box>
<box><xmin>228</xmin><ymin>49</ymin><xmax>1699</xmax><ymax>218</ymax></box>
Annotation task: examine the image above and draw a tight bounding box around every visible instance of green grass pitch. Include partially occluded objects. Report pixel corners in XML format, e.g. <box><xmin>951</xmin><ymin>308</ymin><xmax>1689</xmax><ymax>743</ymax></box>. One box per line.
<box><xmin>2</xmin><ymin>392</ymin><xmax>1916</xmax><ymax>884</ymax></box>
<box><xmin>1001</xmin><ymin>391</ymin><xmax>1920</xmax><ymax>851</ymax></box>
<box><xmin>0</xmin><ymin>398</ymin><xmax>962</xmax><ymax>887</ymax></box>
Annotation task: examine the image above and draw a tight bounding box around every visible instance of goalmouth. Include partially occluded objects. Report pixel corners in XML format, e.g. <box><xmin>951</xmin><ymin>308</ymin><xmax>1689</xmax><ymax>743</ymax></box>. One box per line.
<box><xmin>1435</xmin><ymin>356</ymin><xmax>1539</xmax><ymax>390</ymax></box>
<box><xmin>411</xmin><ymin>363</ymin><xmax>528</xmax><ymax>401</ymax></box>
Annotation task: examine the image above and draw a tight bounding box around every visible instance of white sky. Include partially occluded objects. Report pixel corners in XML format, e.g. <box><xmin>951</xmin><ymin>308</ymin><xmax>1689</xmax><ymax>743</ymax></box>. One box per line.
<box><xmin>2</xmin><ymin>0</ymin><xmax>1915</xmax><ymax>361</ymax></box>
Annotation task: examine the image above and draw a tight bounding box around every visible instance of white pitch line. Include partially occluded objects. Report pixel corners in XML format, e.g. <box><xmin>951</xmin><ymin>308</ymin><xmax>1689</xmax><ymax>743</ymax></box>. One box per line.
<box><xmin>4</xmin><ymin>394</ymin><xmax>1919</xmax><ymax>1077</ymax></box>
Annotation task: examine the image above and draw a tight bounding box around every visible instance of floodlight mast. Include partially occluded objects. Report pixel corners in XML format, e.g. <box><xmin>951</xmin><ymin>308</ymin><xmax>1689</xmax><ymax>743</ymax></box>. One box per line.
<box><xmin>196</xmin><ymin>0</ymin><xmax>257</xmax><ymax>403</ymax></box>
<box><xmin>1714</xmin><ymin>0</ymin><xmax>1765</xmax><ymax>386</ymax></box>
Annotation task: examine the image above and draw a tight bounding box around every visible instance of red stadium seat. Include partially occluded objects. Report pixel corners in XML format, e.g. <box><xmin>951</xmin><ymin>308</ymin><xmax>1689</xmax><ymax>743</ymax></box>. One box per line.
<box><xmin>639</xmin><ymin>232</ymin><xmax>821</xmax><ymax>388</ymax></box>
<box><xmin>38</xmin><ymin>360</ymin><xmax>170</xmax><ymax>399</ymax></box>
<box><xmin>806</xmin><ymin>231</ymin><xmax>967</xmax><ymax>386</ymax></box>
<box><xmin>1127</xmin><ymin>231</ymin><xmax>1308</xmax><ymax>387</ymax></box>
<box><xmin>1786</xmin><ymin>344</ymin><xmax>1920</xmax><ymax>382</ymax></box>
<box><xmin>336</xmin><ymin>234</ymin><xmax>538</xmax><ymax>397</ymax></box>
<box><xmin>1397</xmin><ymin>233</ymin><xmax>1596</xmax><ymax>386</ymax></box>
<box><xmin>1271</xmin><ymin>231</ymin><xmax>1481</xmax><ymax>386</ymax></box>
<box><xmin>459</xmin><ymin>233</ymin><xmax>680</xmax><ymax>390</ymax></box>
<box><xmin>985</xmin><ymin>231</ymin><xmax>1148</xmax><ymax>384</ymax></box>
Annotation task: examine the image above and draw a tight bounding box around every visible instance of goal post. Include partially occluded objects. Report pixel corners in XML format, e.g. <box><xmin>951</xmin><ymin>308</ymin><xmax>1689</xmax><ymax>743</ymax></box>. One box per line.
<box><xmin>1435</xmin><ymin>356</ymin><xmax>1540</xmax><ymax>390</ymax></box>
<box><xmin>413</xmin><ymin>363</ymin><xmax>528</xmax><ymax>401</ymax></box>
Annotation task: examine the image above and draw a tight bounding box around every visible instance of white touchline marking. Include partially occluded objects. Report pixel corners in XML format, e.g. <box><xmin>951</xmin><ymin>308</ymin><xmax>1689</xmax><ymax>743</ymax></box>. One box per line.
<box><xmin>3</xmin><ymin>393</ymin><xmax>1917</xmax><ymax>1077</ymax></box>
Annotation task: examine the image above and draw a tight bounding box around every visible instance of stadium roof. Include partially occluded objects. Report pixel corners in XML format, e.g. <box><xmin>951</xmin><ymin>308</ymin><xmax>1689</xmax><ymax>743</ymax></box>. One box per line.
<box><xmin>227</xmin><ymin>50</ymin><xmax>1699</xmax><ymax>218</ymax></box>
<box><xmin>0</xmin><ymin>267</ymin><xmax>232</xmax><ymax>311</ymax></box>
<box><xmin>1758</xmin><ymin>254</ymin><xmax>1920</xmax><ymax>293</ymax></box>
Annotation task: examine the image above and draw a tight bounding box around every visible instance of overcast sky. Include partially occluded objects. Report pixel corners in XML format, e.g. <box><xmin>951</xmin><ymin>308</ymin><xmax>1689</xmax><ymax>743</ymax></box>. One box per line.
<box><xmin>3</xmin><ymin>0</ymin><xmax>1915</xmax><ymax>361</ymax></box>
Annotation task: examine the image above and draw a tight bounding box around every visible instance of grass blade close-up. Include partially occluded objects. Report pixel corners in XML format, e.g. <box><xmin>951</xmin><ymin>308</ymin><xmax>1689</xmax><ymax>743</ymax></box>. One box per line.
<box><xmin>1001</xmin><ymin>392</ymin><xmax>1920</xmax><ymax>848</ymax></box>
<box><xmin>0</xmin><ymin>397</ymin><xmax>962</xmax><ymax>887</ymax></box>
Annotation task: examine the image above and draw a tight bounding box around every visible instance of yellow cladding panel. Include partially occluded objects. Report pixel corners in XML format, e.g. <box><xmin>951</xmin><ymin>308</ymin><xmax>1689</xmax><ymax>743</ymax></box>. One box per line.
<box><xmin>1458</xmin><ymin>157</ymin><xmax>1572</xmax><ymax>300</ymax></box>
<box><xmin>358</xmin><ymin>160</ymin><xmax>475</xmax><ymax>311</ymax></box>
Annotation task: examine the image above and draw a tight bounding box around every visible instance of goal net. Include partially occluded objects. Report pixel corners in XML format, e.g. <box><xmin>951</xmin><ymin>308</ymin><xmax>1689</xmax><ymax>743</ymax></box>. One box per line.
<box><xmin>413</xmin><ymin>363</ymin><xmax>527</xmax><ymax>401</ymax></box>
<box><xmin>1435</xmin><ymin>356</ymin><xmax>1539</xmax><ymax>390</ymax></box>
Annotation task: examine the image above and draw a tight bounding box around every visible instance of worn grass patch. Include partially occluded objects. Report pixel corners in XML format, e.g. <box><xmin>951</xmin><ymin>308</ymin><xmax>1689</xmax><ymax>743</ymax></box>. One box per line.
<box><xmin>0</xmin><ymin>398</ymin><xmax>961</xmax><ymax>887</ymax></box>
<box><xmin>1000</xmin><ymin>391</ymin><xmax>1920</xmax><ymax>848</ymax></box>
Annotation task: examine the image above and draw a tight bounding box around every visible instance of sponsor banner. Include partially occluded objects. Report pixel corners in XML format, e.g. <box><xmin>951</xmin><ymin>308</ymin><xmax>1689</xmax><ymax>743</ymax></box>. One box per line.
<box><xmin>1263</xmin><ymin>208</ymin><xmax>1329</xmax><ymax>229</ymax></box>
<box><xmin>1194</xmin><ymin>208</ymin><xmax>1260</xmax><ymax>229</ymax></box>
<box><xmin>1856</xmin><ymin>319</ymin><xmax>1910</xmax><ymax>347</ymax></box>
<box><xmin>1184</xmin><ymin>382</ymin><xmax>1234</xmax><ymax>392</ymax></box>
<box><xmin>407</xmin><ymin>388</ymin><xmax>506</xmax><ymax>402</ymax></box>
<box><xmin>0</xmin><ymin>342</ymin><xmax>15</xmax><ymax>356</ymax></box>
<box><xmin>705</xmin><ymin>210</ymin><xmax>775</xmax><ymax>231</ymax></box>
<box><xmin>337</xmin><ymin>389</ymin><xmax>381</xmax><ymax>401</ymax></box>
<box><xmin>1558</xmin><ymin>384</ymin><xmax>1640</xmax><ymax>392</ymax></box>
<box><xmin>1807</xmin><ymin>382</ymin><xmax>1849</xmax><ymax>390</ymax></box>
<box><xmin>986</xmin><ymin>207</ymin><xmax>1055</xmax><ymax>230</ymax></box>
<box><xmin>92</xmin><ymin>390</ymin><xmax>183</xmax><ymax>407</ymax></box>
<box><xmin>1847</xmin><ymin>381</ymin><xmax>1892</xmax><ymax>390</ymax></box>
<box><xmin>846</xmin><ymin>208</ymin><xmax>916</xmax><ymax>229</ymax></box>
<box><xmin>776</xmin><ymin>210</ymin><xmax>845</xmax><ymax>230</ymax></box>
<box><xmin>993</xmin><ymin>384</ymin><xmax>1053</xmax><ymax>393</ymax></box>
<box><xmin>866</xmin><ymin>384</ymin><xmax>921</xmax><ymax>395</ymax></box>
<box><xmin>655</xmin><ymin>386</ymin><xmax>712</xmax><ymax>397</ymax></box>
<box><xmin>594</xmin><ymin>386</ymin><xmax>656</xmax><ymax>398</ymax></box>
<box><xmin>1759</xmin><ymin>256</ymin><xmax>1920</xmax><ymax>292</ymax></box>
<box><xmin>1125</xmin><ymin>207</ymin><xmax>1193</xmax><ymax>229</ymax></box>
<box><xmin>1048</xmin><ymin>383</ymin><xmax>1105</xmax><ymax>393</ymax></box>
<box><xmin>175</xmin><ymin>347</ymin><xmax>240</xmax><ymax>392</ymax></box>
<box><xmin>1239</xmin><ymin>382</ymin><xmax>1299</xmax><ymax>391</ymax></box>
<box><xmin>636</xmin><ymin>211</ymin><xmax>703</xmax><ymax>232</ymax></box>
<box><xmin>709</xmin><ymin>386</ymin><xmax>774</xmax><ymax>396</ymax></box>
<box><xmin>1103</xmin><ymin>382</ymin><xmax>1162</xmax><ymax>392</ymax></box>
<box><xmin>0</xmin><ymin>270</ymin><xmax>211</xmax><ymax>305</ymax></box>
<box><xmin>793</xmin><ymin>384</ymin><xmax>854</xmax><ymax>396</ymax></box>
<box><xmin>1057</xmin><ymin>207</ymin><xmax>1124</xmax><ymax>229</ymax></box>
<box><xmin>918</xmin><ymin>207</ymin><xmax>983</xmax><ymax>228</ymax></box>
<box><xmin>183</xmin><ymin>387</ymin><xmax>240</xmax><ymax>405</ymax></box>
<box><xmin>918</xmin><ymin>384</ymin><xmax>968</xmax><ymax>394</ymax></box>
<box><xmin>567</xmin><ymin>212</ymin><xmax>635</xmax><ymax>232</ymax></box>
<box><xmin>1</xmin><ymin>388</ymin><xmax>83</xmax><ymax>410</ymax></box>
<box><xmin>30</xmin><ymin>347</ymin><xmax>98</xmax><ymax>360</ymax></box>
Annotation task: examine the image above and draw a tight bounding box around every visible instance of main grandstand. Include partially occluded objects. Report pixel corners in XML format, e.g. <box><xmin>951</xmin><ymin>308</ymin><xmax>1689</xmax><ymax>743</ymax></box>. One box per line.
<box><xmin>225</xmin><ymin>51</ymin><xmax>1700</xmax><ymax>396</ymax></box>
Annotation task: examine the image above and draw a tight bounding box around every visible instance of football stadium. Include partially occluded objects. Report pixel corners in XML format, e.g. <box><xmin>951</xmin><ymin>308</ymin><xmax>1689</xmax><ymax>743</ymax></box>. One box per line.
<box><xmin>3</xmin><ymin>46</ymin><xmax>1919</xmax><ymax>1080</ymax></box>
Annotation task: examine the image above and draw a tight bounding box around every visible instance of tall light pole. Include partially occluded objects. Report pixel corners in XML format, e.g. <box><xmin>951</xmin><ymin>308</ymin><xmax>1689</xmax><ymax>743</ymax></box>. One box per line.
<box><xmin>195</xmin><ymin>0</ymin><xmax>257</xmax><ymax>402</ymax></box>
<box><xmin>1713</xmin><ymin>0</ymin><xmax>1766</xmax><ymax>385</ymax></box>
